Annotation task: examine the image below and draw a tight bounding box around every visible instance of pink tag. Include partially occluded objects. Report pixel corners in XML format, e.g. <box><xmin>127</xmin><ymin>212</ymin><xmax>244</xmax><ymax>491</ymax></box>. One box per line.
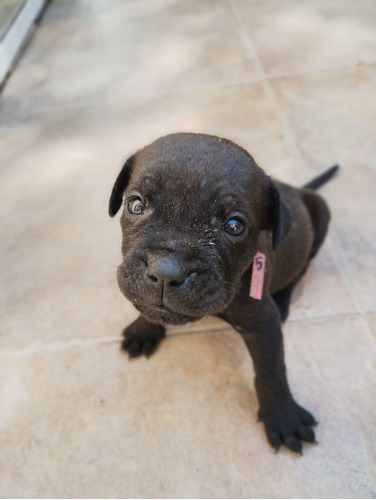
<box><xmin>249</xmin><ymin>252</ymin><xmax>266</xmax><ymax>300</ymax></box>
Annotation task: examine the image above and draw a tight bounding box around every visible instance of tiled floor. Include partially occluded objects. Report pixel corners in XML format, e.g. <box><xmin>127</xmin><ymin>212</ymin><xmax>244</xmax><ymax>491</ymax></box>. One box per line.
<box><xmin>0</xmin><ymin>0</ymin><xmax>375</xmax><ymax>497</ymax></box>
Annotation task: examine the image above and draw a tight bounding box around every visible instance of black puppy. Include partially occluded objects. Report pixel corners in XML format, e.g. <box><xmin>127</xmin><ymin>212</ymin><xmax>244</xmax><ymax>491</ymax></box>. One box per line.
<box><xmin>109</xmin><ymin>133</ymin><xmax>338</xmax><ymax>454</ymax></box>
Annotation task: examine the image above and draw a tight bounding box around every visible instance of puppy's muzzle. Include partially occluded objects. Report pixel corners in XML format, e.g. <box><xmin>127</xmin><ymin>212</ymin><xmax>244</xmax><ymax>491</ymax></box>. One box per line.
<box><xmin>117</xmin><ymin>243</ymin><xmax>231</xmax><ymax>325</ymax></box>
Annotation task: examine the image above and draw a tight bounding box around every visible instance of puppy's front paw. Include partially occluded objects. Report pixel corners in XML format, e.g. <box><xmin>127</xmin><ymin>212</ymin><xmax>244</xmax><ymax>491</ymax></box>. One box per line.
<box><xmin>258</xmin><ymin>400</ymin><xmax>317</xmax><ymax>454</ymax></box>
<box><xmin>121</xmin><ymin>317</ymin><xmax>165</xmax><ymax>358</ymax></box>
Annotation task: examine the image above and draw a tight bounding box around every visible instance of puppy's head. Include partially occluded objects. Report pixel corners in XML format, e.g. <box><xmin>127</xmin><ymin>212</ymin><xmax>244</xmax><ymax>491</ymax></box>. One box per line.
<box><xmin>109</xmin><ymin>133</ymin><xmax>283</xmax><ymax>325</ymax></box>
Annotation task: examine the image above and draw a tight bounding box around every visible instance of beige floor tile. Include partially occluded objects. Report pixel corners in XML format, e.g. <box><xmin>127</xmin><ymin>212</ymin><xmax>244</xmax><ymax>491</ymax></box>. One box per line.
<box><xmin>288</xmin><ymin>239</ymin><xmax>356</xmax><ymax>321</ymax></box>
<box><xmin>271</xmin><ymin>66</ymin><xmax>376</xmax><ymax>313</ymax></box>
<box><xmin>235</xmin><ymin>0</ymin><xmax>376</xmax><ymax>76</ymax></box>
<box><xmin>0</xmin><ymin>317</ymin><xmax>375</xmax><ymax>498</ymax></box>
<box><xmin>0</xmin><ymin>0</ymin><xmax>257</xmax><ymax>117</ymax></box>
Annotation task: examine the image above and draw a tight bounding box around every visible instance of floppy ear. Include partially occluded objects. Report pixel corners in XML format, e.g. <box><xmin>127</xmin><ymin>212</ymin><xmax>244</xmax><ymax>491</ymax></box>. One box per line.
<box><xmin>264</xmin><ymin>178</ymin><xmax>286</xmax><ymax>250</ymax></box>
<box><xmin>109</xmin><ymin>155</ymin><xmax>136</xmax><ymax>217</ymax></box>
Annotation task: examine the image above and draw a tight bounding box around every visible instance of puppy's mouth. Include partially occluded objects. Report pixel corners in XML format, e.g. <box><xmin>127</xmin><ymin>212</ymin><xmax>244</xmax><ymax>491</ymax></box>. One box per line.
<box><xmin>148</xmin><ymin>305</ymin><xmax>171</xmax><ymax>313</ymax></box>
<box><xmin>135</xmin><ymin>302</ymin><xmax>204</xmax><ymax>326</ymax></box>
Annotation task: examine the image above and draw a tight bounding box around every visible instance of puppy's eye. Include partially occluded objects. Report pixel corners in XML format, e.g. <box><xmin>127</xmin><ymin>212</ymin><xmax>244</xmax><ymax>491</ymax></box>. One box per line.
<box><xmin>224</xmin><ymin>217</ymin><xmax>245</xmax><ymax>236</ymax></box>
<box><xmin>127</xmin><ymin>197</ymin><xmax>145</xmax><ymax>215</ymax></box>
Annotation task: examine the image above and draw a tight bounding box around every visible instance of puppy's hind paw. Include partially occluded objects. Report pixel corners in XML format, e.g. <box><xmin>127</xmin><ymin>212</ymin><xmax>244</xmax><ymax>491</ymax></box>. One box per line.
<box><xmin>120</xmin><ymin>316</ymin><xmax>165</xmax><ymax>358</ymax></box>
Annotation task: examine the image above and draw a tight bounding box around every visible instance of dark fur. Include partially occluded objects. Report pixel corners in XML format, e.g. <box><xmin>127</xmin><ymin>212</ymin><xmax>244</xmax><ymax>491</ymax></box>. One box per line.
<box><xmin>109</xmin><ymin>133</ymin><xmax>338</xmax><ymax>454</ymax></box>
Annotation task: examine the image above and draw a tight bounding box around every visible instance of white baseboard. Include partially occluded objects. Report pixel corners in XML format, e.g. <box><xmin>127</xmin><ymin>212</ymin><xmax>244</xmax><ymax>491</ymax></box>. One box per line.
<box><xmin>0</xmin><ymin>0</ymin><xmax>46</xmax><ymax>85</ymax></box>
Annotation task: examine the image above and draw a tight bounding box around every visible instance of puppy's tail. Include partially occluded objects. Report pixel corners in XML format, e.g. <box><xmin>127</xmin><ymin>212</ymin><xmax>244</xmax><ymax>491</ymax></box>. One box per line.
<box><xmin>303</xmin><ymin>165</ymin><xmax>339</xmax><ymax>190</ymax></box>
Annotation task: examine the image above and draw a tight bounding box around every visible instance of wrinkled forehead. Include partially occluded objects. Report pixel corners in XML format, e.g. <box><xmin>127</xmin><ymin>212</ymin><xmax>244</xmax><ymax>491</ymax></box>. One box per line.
<box><xmin>125</xmin><ymin>134</ymin><xmax>267</xmax><ymax>224</ymax></box>
<box><xmin>130</xmin><ymin>158</ymin><xmax>248</xmax><ymax>220</ymax></box>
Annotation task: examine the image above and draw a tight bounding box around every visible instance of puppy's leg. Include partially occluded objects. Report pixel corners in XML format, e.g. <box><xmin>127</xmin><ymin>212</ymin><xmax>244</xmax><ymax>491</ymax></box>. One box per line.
<box><xmin>272</xmin><ymin>264</ymin><xmax>309</xmax><ymax>322</ymax></box>
<box><xmin>121</xmin><ymin>315</ymin><xmax>165</xmax><ymax>358</ymax></box>
<box><xmin>271</xmin><ymin>283</ymin><xmax>296</xmax><ymax>322</ymax></box>
<box><xmin>222</xmin><ymin>295</ymin><xmax>317</xmax><ymax>454</ymax></box>
<box><xmin>272</xmin><ymin>191</ymin><xmax>330</xmax><ymax>322</ymax></box>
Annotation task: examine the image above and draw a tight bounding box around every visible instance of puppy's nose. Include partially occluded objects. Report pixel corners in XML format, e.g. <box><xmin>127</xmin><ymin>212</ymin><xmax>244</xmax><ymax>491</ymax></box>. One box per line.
<box><xmin>146</xmin><ymin>255</ymin><xmax>193</xmax><ymax>289</ymax></box>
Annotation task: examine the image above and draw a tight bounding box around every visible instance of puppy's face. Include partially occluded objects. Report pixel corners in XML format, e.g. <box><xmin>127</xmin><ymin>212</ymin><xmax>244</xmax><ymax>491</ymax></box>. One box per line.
<box><xmin>109</xmin><ymin>134</ymin><xmax>282</xmax><ymax>325</ymax></box>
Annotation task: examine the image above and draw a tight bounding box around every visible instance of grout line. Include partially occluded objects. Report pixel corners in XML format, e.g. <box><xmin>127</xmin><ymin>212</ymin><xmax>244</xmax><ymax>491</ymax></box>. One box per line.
<box><xmin>0</xmin><ymin>329</ymin><xmax>236</xmax><ymax>358</ymax></box>
<box><xmin>245</xmin><ymin>61</ymin><xmax>376</xmax><ymax>83</ymax></box>
<box><xmin>166</xmin><ymin>327</ymin><xmax>234</xmax><ymax>338</ymax></box>
<box><xmin>228</xmin><ymin>0</ymin><xmax>376</xmax><ymax>81</ymax></box>
<box><xmin>229</xmin><ymin>0</ymin><xmax>309</xmax><ymax>174</ymax></box>
<box><xmin>0</xmin><ymin>312</ymin><xmax>369</xmax><ymax>358</ymax></box>
<box><xmin>0</xmin><ymin>336</ymin><xmax>122</xmax><ymax>358</ymax></box>
<box><xmin>286</xmin><ymin>311</ymin><xmax>361</xmax><ymax>326</ymax></box>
